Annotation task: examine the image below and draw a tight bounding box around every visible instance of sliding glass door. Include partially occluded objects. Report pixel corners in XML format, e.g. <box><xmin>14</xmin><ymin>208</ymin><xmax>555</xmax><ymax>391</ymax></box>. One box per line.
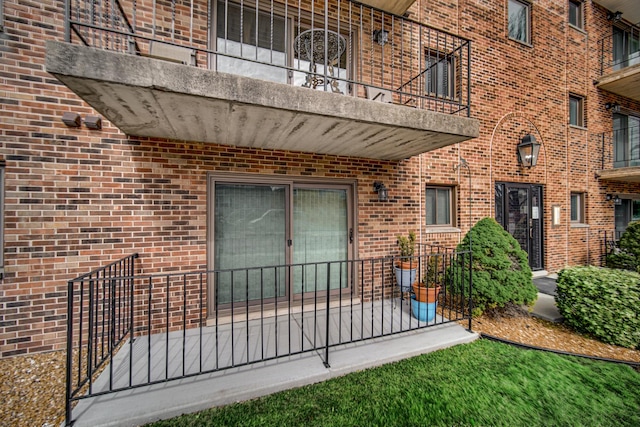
<box><xmin>211</xmin><ymin>177</ymin><xmax>353</xmax><ymax>309</ymax></box>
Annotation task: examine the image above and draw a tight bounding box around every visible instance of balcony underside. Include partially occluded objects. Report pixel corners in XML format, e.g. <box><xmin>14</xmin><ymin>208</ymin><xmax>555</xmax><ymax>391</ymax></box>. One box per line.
<box><xmin>595</xmin><ymin>62</ymin><xmax>640</xmax><ymax>102</ymax></box>
<box><xmin>46</xmin><ymin>41</ymin><xmax>478</xmax><ymax>161</ymax></box>
<box><xmin>597</xmin><ymin>166</ymin><xmax>640</xmax><ymax>183</ymax></box>
<box><xmin>593</xmin><ymin>0</ymin><xmax>640</xmax><ymax>25</ymax></box>
<box><xmin>357</xmin><ymin>0</ymin><xmax>416</xmax><ymax>16</ymax></box>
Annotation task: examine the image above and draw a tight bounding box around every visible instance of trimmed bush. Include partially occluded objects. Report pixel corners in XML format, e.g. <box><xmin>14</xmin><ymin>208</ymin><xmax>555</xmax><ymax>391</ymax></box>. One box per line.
<box><xmin>455</xmin><ymin>217</ymin><xmax>537</xmax><ymax>316</ymax></box>
<box><xmin>556</xmin><ymin>266</ymin><xmax>640</xmax><ymax>349</ymax></box>
<box><xmin>606</xmin><ymin>221</ymin><xmax>640</xmax><ymax>272</ymax></box>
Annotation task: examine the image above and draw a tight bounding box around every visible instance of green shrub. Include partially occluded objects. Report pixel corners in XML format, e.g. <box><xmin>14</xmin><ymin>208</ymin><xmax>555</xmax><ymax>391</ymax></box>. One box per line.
<box><xmin>606</xmin><ymin>221</ymin><xmax>640</xmax><ymax>272</ymax></box>
<box><xmin>556</xmin><ymin>266</ymin><xmax>640</xmax><ymax>349</ymax></box>
<box><xmin>454</xmin><ymin>217</ymin><xmax>537</xmax><ymax>316</ymax></box>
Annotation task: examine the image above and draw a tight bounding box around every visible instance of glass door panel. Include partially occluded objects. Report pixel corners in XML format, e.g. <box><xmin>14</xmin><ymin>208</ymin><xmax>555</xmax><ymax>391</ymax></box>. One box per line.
<box><xmin>292</xmin><ymin>188</ymin><xmax>348</xmax><ymax>294</ymax></box>
<box><xmin>216</xmin><ymin>2</ymin><xmax>288</xmax><ymax>83</ymax></box>
<box><xmin>214</xmin><ymin>183</ymin><xmax>287</xmax><ymax>304</ymax></box>
<box><xmin>507</xmin><ymin>188</ymin><xmax>529</xmax><ymax>254</ymax></box>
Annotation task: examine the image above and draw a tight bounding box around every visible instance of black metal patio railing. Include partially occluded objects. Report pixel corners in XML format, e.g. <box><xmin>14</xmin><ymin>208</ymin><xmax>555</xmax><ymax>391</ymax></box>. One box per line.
<box><xmin>598</xmin><ymin>124</ymin><xmax>640</xmax><ymax>170</ymax></box>
<box><xmin>64</xmin><ymin>252</ymin><xmax>138</xmax><ymax>427</ymax></box>
<box><xmin>598</xmin><ymin>24</ymin><xmax>640</xmax><ymax>77</ymax></box>
<box><xmin>63</xmin><ymin>0</ymin><xmax>472</xmax><ymax>116</ymax></box>
<box><xmin>600</xmin><ymin>230</ymin><xmax>619</xmax><ymax>266</ymax></box>
<box><xmin>65</xmin><ymin>249</ymin><xmax>472</xmax><ymax>425</ymax></box>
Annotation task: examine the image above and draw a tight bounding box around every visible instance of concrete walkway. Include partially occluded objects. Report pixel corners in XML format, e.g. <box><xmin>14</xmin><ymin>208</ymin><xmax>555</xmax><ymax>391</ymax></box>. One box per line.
<box><xmin>532</xmin><ymin>273</ymin><xmax>563</xmax><ymax>323</ymax></box>
<box><xmin>70</xmin><ymin>321</ymin><xmax>478</xmax><ymax>427</ymax></box>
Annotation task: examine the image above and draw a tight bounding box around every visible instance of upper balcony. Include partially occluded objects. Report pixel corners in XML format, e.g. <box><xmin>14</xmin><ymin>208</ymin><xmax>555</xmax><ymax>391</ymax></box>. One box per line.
<box><xmin>596</xmin><ymin>124</ymin><xmax>640</xmax><ymax>182</ymax></box>
<box><xmin>595</xmin><ymin>20</ymin><xmax>640</xmax><ymax>102</ymax></box>
<box><xmin>46</xmin><ymin>0</ymin><xmax>478</xmax><ymax>161</ymax></box>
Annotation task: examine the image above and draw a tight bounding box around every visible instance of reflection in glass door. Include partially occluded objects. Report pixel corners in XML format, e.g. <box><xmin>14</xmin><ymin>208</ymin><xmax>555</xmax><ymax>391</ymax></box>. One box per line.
<box><xmin>495</xmin><ymin>183</ymin><xmax>544</xmax><ymax>271</ymax></box>
<box><xmin>293</xmin><ymin>188</ymin><xmax>349</xmax><ymax>295</ymax></box>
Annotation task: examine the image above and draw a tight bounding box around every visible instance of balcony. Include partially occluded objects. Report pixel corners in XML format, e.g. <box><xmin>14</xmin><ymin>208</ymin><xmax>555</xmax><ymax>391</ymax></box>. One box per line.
<box><xmin>596</xmin><ymin>23</ymin><xmax>640</xmax><ymax>102</ymax></box>
<box><xmin>596</xmin><ymin>125</ymin><xmax>640</xmax><ymax>182</ymax></box>
<box><xmin>46</xmin><ymin>0</ymin><xmax>478</xmax><ymax>161</ymax></box>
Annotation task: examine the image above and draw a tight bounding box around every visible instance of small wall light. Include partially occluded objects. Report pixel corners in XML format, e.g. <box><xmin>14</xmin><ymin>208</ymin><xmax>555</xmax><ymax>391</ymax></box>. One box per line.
<box><xmin>84</xmin><ymin>115</ymin><xmax>102</xmax><ymax>130</ymax></box>
<box><xmin>606</xmin><ymin>194</ymin><xmax>622</xmax><ymax>205</ymax></box>
<box><xmin>372</xmin><ymin>29</ymin><xmax>389</xmax><ymax>46</ymax></box>
<box><xmin>516</xmin><ymin>134</ymin><xmax>541</xmax><ymax>168</ymax></box>
<box><xmin>607</xmin><ymin>11</ymin><xmax>623</xmax><ymax>22</ymax></box>
<box><xmin>605</xmin><ymin>102</ymin><xmax>620</xmax><ymax>113</ymax></box>
<box><xmin>373</xmin><ymin>181</ymin><xmax>388</xmax><ymax>201</ymax></box>
<box><xmin>61</xmin><ymin>112</ymin><xmax>81</xmax><ymax>128</ymax></box>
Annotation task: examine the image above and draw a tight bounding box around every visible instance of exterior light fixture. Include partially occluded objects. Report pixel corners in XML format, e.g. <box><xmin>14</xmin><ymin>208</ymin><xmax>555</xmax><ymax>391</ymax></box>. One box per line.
<box><xmin>607</xmin><ymin>11</ymin><xmax>622</xmax><ymax>22</ymax></box>
<box><xmin>61</xmin><ymin>112</ymin><xmax>81</xmax><ymax>128</ymax></box>
<box><xmin>372</xmin><ymin>29</ymin><xmax>389</xmax><ymax>46</ymax></box>
<box><xmin>516</xmin><ymin>134</ymin><xmax>541</xmax><ymax>168</ymax></box>
<box><xmin>605</xmin><ymin>102</ymin><xmax>620</xmax><ymax>113</ymax></box>
<box><xmin>373</xmin><ymin>181</ymin><xmax>388</xmax><ymax>201</ymax></box>
<box><xmin>606</xmin><ymin>194</ymin><xmax>622</xmax><ymax>205</ymax></box>
<box><xmin>84</xmin><ymin>115</ymin><xmax>102</xmax><ymax>130</ymax></box>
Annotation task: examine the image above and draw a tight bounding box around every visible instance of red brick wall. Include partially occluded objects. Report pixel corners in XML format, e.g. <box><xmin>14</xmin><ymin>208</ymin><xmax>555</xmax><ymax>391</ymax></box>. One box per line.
<box><xmin>2</xmin><ymin>0</ymin><xmax>640</xmax><ymax>357</ymax></box>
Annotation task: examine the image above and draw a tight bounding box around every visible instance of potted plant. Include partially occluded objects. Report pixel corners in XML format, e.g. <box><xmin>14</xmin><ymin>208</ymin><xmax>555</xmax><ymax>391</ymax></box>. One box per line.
<box><xmin>394</xmin><ymin>231</ymin><xmax>417</xmax><ymax>292</ymax></box>
<box><xmin>410</xmin><ymin>256</ymin><xmax>442</xmax><ymax>322</ymax></box>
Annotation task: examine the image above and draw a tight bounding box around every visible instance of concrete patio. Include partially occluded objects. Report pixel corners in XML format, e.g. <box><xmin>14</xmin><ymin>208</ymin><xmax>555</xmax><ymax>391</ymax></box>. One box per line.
<box><xmin>69</xmin><ymin>298</ymin><xmax>477</xmax><ymax>427</ymax></box>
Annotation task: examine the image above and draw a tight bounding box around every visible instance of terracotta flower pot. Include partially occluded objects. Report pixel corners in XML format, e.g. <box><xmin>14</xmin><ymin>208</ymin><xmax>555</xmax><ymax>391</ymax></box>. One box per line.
<box><xmin>412</xmin><ymin>283</ymin><xmax>441</xmax><ymax>303</ymax></box>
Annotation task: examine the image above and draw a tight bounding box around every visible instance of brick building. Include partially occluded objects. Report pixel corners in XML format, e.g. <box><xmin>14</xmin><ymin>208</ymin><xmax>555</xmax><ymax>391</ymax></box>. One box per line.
<box><xmin>0</xmin><ymin>0</ymin><xmax>638</xmax><ymax>363</ymax></box>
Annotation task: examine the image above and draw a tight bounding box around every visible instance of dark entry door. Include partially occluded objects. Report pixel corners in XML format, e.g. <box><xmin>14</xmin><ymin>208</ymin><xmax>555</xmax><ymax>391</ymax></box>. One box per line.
<box><xmin>495</xmin><ymin>183</ymin><xmax>544</xmax><ymax>271</ymax></box>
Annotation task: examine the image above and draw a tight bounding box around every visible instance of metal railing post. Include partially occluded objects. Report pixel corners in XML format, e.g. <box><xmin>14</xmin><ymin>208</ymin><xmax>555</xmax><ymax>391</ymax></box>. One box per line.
<box><xmin>65</xmin><ymin>279</ymin><xmax>74</xmax><ymax>426</ymax></box>
<box><xmin>323</xmin><ymin>263</ymin><xmax>331</xmax><ymax>368</ymax></box>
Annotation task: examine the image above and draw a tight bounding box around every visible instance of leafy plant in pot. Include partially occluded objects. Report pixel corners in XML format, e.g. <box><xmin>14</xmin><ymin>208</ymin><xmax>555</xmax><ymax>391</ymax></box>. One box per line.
<box><xmin>410</xmin><ymin>256</ymin><xmax>442</xmax><ymax>322</ymax></box>
<box><xmin>394</xmin><ymin>231</ymin><xmax>417</xmax><ymax>292</ymax></box>
<box><xmin>412</xmin><ymin>256</ymin><xmax>442</xmax><ymax>303</ymax></box>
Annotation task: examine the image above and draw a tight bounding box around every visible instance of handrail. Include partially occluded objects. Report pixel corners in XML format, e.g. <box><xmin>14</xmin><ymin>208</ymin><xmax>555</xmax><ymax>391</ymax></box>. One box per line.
<box><xmin>64</xmin><ymin>249</ymin><xmax>472</xmax><ymax>425</ymax></box>
<box><xmin>62</xmin><ymin>0</ymin><xmax>472</xmax><ymax>117</ymax></box>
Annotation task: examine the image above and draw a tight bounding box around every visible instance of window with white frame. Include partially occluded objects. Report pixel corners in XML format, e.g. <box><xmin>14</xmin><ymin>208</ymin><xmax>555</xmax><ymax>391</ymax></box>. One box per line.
<box><xmin>508</xmin><ymin>0</ymin><xmax>531</xmax><ymax>44</ymax></box>
<box><xmin>426</xmin><ymin>186</ymin><xmax>454</xmax><ymax>226</ymax></box>
<box><xmin>569</xmin><ymin>94</ymin><xmax>584</xmax><ymax>127</ymax></box>
<box><xmin>570</xmin><ymin>192</ymin><xmax>585</xmax><ymax>223</ymax></box>
<box><xmin>568</xmin><ymin>0</ymin><xmax>583</xmax><ymax>29</ymax></box>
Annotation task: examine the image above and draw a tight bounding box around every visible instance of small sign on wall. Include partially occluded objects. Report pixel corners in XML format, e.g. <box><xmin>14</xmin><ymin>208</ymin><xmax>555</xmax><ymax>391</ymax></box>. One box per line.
<box><xmin>552</xmin><ymin>205</ymin><xmax>561</xmax><ymax>227</ymax></box>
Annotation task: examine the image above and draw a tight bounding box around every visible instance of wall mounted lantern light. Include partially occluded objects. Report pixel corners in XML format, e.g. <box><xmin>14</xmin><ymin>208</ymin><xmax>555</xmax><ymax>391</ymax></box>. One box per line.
<box><xmin>605</xmin><ymin>102</ymin><xmax>620</xmax><ymax>113</ymax></box>
<box><xmin>607</xmin><ymin>11</ymin><xmax>622</xmax><ymax>22</ymax></box>
<box><xmin>372</xmin><ymin>29</ymin><xmax>389</xmax><ymax>46</ymax></box>
<box><xmin>606</xmin><ymin>194</ymin><xmax>622</xmax><ymax>205</ymax></box>
<box><xmin>61</xmin><ymin>112</ymin><xmax>82</xmax><ymax>128</ymax></box>
<box><xmin>373</xmin><ymin>181</ymin><xmax>388</xmax><ymax>201</ymax></box>
<box><xmin>516</xmin><ymin>134</ymin><xmax>541</xmax><ymax>168</ymax></box>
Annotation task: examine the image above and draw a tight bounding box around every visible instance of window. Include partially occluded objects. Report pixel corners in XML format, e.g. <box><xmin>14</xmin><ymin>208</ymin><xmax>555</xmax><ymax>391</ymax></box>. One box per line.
<box><xmin>612</xmin><ymin>26</ymin><xmax>640</xmax><ymax>71</ymax></box>
<box><xmin>214</xmin><ymin>1</ymin><xmax>350</xmax><ymax>93</ymax></box>
<box><xmin>426</xmin><ymin>186</ymin><xmax>453</xmax><ymax>226</ymax></box>
<box><xmin>613</xmin><ymin>113</ymin><xmax>640</xmax><ymax>168</ymax></box>
<box><xmin>425</xmin><ymin>53</ymin><xmax>454</xmax><ymax>99</ymax></box>
<box><xmin>508</xmin><ymin>0</ymin><xmax>531</xmax><ymax>44</ymax></box>
<box><xmin>615</xmin><ymin>199</ymin><xmax>640</xmax><ymax>238</ymax></box>
<box><xmin>568</xmin><ymin>0</ymin><xmax>583</xmax><ymax>29</ymax></box>
<box><xmin>569</xmin><ymin>94</ymin><xmax>584</xmax><ymax>127</ymax></box>
<box><xmin>570</xmin><ymin>192</ymin><xmax>585</xmax><ymax>223</ymax></box>
<box><xmin>209</xmin><ymin>175</ymin><xmax>354</xmax><ymax>309</ymax></box>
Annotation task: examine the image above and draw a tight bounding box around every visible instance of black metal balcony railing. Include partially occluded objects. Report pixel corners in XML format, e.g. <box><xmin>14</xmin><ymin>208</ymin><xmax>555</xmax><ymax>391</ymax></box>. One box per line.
<box><xmin>63</xmin><ymin>0</ymin><xmax>472</xmax><ymax>116</ymax></box>
<box><xmin>598</xmin><ymin>125</ymin><xmax>640</xmax><ymax>169</ymax></box>
<box><xmin>598</xmin><ymin>25</ymin><xmax>640</xmax><ymax>77</ymax></box>
<box><xmin>65</xmin><ymin>249</ymin><xmax>472</xmax><ymax>425</ymax></box>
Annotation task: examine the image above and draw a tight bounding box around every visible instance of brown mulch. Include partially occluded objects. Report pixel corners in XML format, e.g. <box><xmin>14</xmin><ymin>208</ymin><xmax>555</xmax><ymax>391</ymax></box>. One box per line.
<box><xmin>2</xmin><ymin>314</ymin><xmax>639</xmax><ymax>427</ymax></box>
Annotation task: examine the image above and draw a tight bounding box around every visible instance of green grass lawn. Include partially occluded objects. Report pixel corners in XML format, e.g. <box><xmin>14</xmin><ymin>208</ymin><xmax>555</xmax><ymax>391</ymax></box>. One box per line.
<box><xmin>147</xmin><ymin>339</ymin><xmax>640</xmax><ymax>427</ymax></box>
